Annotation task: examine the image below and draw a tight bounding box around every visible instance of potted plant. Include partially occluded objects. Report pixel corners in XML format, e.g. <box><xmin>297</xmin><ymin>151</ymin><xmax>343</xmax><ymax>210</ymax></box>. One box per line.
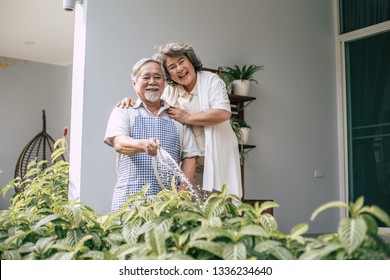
<box><xmin>217</xmin><ymin>72</ymin><xmax>234</xmax><ymax>94</ymax></box>
<box><xmin>223</xmin><ymin>64</ymin><xmax>264</xmax><ymax>96</ymax></box>
<box><xmin>230</xmin><ymin>116</ymin><xmax>251</xmax><ymax>144</ymax></box>
<box><xmin>230</xmin><ymin>116</ymin><xmax>252</xmax><ymax>164</ymax></box>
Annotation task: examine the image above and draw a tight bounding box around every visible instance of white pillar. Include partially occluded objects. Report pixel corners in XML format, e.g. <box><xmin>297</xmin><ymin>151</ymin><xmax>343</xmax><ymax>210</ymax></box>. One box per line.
<box><xmin>68</xmin><ymin>1</ymin><xmax>87</xmax><ymax>201</ymax></box>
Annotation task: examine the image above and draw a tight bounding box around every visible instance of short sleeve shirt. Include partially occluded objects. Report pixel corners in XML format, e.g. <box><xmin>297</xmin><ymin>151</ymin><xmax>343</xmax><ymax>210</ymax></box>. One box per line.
<box><xmin>104</xmin><ymin>99</ymin><xmax>200</xmax><ymax>160</ymax></box>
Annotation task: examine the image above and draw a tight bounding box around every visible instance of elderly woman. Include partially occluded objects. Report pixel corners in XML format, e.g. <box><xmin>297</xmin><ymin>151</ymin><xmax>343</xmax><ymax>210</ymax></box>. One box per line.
<box><xmin>118</xmin><ymin>42</ymin><xmax>242</xmax><ymax>200</ymax></box>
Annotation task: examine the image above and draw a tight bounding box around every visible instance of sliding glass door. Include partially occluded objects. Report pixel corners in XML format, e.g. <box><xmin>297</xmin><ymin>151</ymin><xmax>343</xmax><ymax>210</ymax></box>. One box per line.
<box><xmin>345</xmin><ymin>31</ymin><xmax>390</xmax><ymax>225</ymax></box>
<box><xmin>338</xmin><ymin>0</ymin><xmax>390</xmax><ymax>227</ymax></box>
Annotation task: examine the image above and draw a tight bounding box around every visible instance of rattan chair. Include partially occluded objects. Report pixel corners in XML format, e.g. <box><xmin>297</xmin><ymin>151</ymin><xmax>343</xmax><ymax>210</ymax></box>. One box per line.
<box><xmin>14</xmin><ymin>110</ymin><xmax>65</xmax><ymax>192</ymax></box>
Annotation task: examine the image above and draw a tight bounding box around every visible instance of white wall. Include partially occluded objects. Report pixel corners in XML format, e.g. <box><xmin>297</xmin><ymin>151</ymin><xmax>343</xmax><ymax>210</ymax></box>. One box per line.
<box><xmin>74</xmin><ymin>0</ymin><xmax>339</xmax><ymax>233</ymax></box>
<box><xmin>0</xmin><ymin>61</ymin><xmax>72</xmax><ymax>209</ymax></box>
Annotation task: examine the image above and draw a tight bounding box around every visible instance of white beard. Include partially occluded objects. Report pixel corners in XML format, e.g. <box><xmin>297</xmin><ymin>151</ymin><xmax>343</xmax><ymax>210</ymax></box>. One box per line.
<box><xmin>144</xmin><ymin>90</ymin><xmax>160</xmax><ymax>102</ymax></box>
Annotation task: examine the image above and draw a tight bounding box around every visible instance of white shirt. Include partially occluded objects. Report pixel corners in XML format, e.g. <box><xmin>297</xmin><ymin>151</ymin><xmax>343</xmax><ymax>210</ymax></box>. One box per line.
<box><xmin>104</xmin><ymin>99</ymin><xmax>200</xmax><ymax>160</ymax></box>
<box><xmin>161</xmin><ymin>71</ymin><xmax>242</xmax><ymax>198</ymax></box>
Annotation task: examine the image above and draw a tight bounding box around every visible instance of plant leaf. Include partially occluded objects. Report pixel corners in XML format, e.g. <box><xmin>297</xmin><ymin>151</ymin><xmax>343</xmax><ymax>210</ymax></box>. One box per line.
<box><xmin>225</xmin><ymin>202</ymin><xmax>240</xmax><ymax>217</ymax></box>
<box><xmin>222</xmin><ymin>242</ymin><xmax>247</xmax><ymax>260</ymax></box>
<box><xmin>361</xmin><ymin>213</ymin><xmax>379</xmax><ymax>235</ymax></box>
<box><xmin>270</xmin><ymin>246</ymin><xmax>295</xmax><ymax>260</ymax></box>
<box><xmin>202</xmin><ymin>217</ymin><xmax>222</xmax><ymax>228</ymax></box>
<box><xmin>290</xmin><ymin>223</ymin><xmax>309</xmax><ymax>238</ymax></box>
<box><xmin>122</xmin><ymin>219</ymin><xmax>142</xmax><ymax>244</ymax></box>
<box><xmin>64</xmin><ymin>229</ymin><xmax>84</xmax><ymax>246</ymax></box>
<box><xmin>254</xmin><ymin>240</ymin><xmax>281</xmax><ymax>253</ymax></box>
<box><xmin>197</xmin><ymin>227</ymin><xmax>233</xmax><ymax>241</ymax></box>
<box><xmin>259</xmin><ymin>213</ymin><xmax>278</xmax><ymax>232</ymax></box>
<box><xmin>310</xmin><ymin>201</ymin><xmax>348</xmax><ymax>221</ymax></box>
<box><xmin>187</xmin><ymin>240</ymin><xmax>224</xmax><ymax>259</ymax></box>
<box><xmin>239</xmin><ymin>224</ymin><xmax>268</xmax><ymax>238</ymax></box>
<box><xmin>174</xmin><ymin>211</ymin><xmax>204</xmax><ymax>224</ymax></box>
<box><xmin>79</xmin><ymin>250</ymin><xmax>105</xmax><ymax>260</ymax></box>
<box><xmin>145</xmin><ymin>227</ymin><xmax>166</xmax><ymax>256</ymax></box>
<box><xmin>350</xmin><ymin>196</ymin><xmax>364</xmax><ymax>216</ymax></box>
<box><xmin>34</xmin><ymin>237</ymin><xmax>56</xmax><ymax>255</ymax></box>
<box><xmin>299</xmin><ymin>249</ymin><xmax>321</xmax><ymax>260</ymax></box>
<box><xmin>319</xmin><ymin>242</ymin><xmax>344</xmax><ymax>258</ymax></box>
<box><xmin>258</xmin><ymin>201</ymin><xmax>279</xmax><ymax>214</ymax></box>
<box><xmin>153</xmin><ymin>200</ymin><xmax>171</xmax><ymax>217</ymax></box>
<box><xmin>49</xmin><ymin>252</ymin><xmax>74</xmax><ymax>260</ymax></box>
<box><xmin>157</xmin><ymin>217</ymin><xmax>173</xmax><ymax>232</ymax></box>
<box><xmin>114</xmin><ymin>243</ymin><xmax>144</xmax><ymax>260</ymax></box>
<box><xmin>50</xmin><ymin>147</ymin><xmax>66</xmax><ymax>162</ymax></box>
<box><xmin>360</xmin><ymin>205</ymin><xmax>390</xmax><ymax>227</ymax></box>
<box><xmin>33</xmin><ymin>214</ymin><xmax>61</xmax><ymax>229</ymax></box>
<box><xmin>1</xmin><ymin>250</ymin><xmax>22</xmax><ymax>260</ymax></box>
<box><xmin>338</xmin><ymin>217</ymin><xmax>367</xmax><ymax>254</ymax></box>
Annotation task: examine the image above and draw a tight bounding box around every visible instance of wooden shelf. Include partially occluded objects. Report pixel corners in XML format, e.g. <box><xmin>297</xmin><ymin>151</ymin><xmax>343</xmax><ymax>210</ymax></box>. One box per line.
<box><xmin>228</xmin><ymin>94</ymin><xmax>256</xmax><ymax>103</ymax></box>
<box><xmin>229</xmin><ymin>94</ymin><xmax>256</xmax><ymax>113</ymax></box>
<box><xmin>204</xmin><ymin>66</ymin><xmax>261</xmax><ymax>202</ymax></box>
<box><xmin>241</xmin><ymin>144</ymin><xmax>256</xmax><ymax>149</ymax></box>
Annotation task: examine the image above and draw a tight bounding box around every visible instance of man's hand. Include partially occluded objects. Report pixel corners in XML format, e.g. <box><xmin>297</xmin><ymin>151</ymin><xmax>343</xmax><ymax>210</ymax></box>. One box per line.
<box><xmin>178</xmin><ymin>182</ymin><xmax>189</xmax><ymax>191</ymax></box>
<box><xmin>144</xmin><ymin>138</ymin><xmax>161</xmax><ymax>156</ymax></box>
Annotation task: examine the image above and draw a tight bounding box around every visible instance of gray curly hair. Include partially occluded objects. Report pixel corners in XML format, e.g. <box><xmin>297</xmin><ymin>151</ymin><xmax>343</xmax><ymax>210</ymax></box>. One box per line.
<box><xmin>153</xmin><ymin>42</ymin><xmax>202</xmax><ymax>86</ymax></box>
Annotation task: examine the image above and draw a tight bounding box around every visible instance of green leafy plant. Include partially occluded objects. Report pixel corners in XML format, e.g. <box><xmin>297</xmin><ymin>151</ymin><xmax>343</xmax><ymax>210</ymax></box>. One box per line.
<box><xmin>1</xmin><ymin>138</ymin><xmax>389</xmax><ymax>260</ymax></box>
<box><xmin>230</xmin><ymin>118</ymin><xmax>242</xmax><ymax>142</ymax></box>
<box><xmin>217</xmin><ymin>72</ymin><xmax>234</xmax><ymax>94</ymax></box>
<box><xmin>298</xmin><ymin>196</ymin><xmax>390</xmax><ymax>260</ymax></box>
<box><xmin>230</xmin><ymin>116</ymin><xmax>251</xmax><ymax>164</ymax></box>
<box><xmin>231</xmin><ymin>116</ymin><xmax>251</xmax><ymax>129</ymax></box>
<box><xmin>223</xmin><ymin>65</ymin><xmax>264</xmax><ymax>83</ymax></box>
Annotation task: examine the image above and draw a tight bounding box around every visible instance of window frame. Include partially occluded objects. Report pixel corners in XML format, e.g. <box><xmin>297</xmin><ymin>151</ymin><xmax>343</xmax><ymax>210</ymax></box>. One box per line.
<box><xmin>334</xmin><ymin>0</ymin><xmax>390</xmax><ymax>231</ymax></box>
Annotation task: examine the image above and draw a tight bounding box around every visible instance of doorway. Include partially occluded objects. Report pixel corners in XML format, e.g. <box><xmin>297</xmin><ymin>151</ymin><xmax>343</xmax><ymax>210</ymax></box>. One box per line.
<box><xmin>345</xmin><ymin>30</ymin><xmax>390</xmax><ymax>226</ymax></box>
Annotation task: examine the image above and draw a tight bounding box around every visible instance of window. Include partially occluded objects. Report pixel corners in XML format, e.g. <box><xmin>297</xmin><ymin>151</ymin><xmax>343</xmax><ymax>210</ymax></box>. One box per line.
<box><xmin>339</xmin><ymin>0</ymin><xmax>390</xmax><ymax>34</ymax></box>
<box><xmin>336</xmin><ymin>0</ymin><xmax>390</xmax><ymax>227</ymax></box>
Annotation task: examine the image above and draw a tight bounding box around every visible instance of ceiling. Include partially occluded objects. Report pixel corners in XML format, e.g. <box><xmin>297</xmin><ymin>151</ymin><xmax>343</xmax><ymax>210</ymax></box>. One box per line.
<box><xmin>0</xmin><ymin>0</ymin><xmax>75</xmax><ymax>66</ymax></box>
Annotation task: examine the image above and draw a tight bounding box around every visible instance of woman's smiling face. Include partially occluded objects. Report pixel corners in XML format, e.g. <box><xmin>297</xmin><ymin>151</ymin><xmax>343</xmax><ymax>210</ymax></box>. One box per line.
<box><xmin>165</xmin><ymin>55</ymin><xmax>197</xmax><ymax>92</ymax></box>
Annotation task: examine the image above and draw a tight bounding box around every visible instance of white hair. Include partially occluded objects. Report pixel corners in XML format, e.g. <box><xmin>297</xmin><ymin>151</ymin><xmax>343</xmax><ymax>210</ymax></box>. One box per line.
<box><xmin>131</xmin><ymin>58</ymin><xmax>165</xmax><ymax>80</ymax></box>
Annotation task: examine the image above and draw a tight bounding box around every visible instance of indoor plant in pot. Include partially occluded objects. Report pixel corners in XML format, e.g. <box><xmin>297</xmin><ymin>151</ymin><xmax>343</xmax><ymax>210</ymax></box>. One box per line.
<box><xmin>230</xmin><ymin>116</ymin><xmax>252</xmax><ymax>164</ymax></box>
<box><xmin>231</xmin><ymin>116</ymin><xmax>251</xmax><ymax>145</ymax></box>
<box><xmin>223</xmin><ymin>64</ymin><xmax>264</xmax><ymax>96</ymax></box>
<box><xmin>217</xmin><ymin>72</ymin><xmax>234</xmax><ymax>94</ymax></box>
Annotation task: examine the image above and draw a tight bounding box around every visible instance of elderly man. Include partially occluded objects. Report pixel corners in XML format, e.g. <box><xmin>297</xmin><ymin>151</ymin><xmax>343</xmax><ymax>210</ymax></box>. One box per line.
<box><xmin>105</xmin><ymin>58</ymin><xmax>199</xmax><ymax>212</ymax></box>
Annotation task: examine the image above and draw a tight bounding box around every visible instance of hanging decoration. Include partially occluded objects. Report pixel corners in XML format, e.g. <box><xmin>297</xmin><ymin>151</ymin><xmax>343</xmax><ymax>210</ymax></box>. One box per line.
<box><xmin>14</xmin><ymin>110</ymin><xmax>65</xmax><ymax>192</ymax></box>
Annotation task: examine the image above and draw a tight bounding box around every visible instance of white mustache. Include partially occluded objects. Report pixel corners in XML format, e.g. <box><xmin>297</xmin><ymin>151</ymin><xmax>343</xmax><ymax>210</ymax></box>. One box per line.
<box><xmin>146</xmin><ymin>86</ymin><xmax>159</xmax><ymax>90</ymax></box>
